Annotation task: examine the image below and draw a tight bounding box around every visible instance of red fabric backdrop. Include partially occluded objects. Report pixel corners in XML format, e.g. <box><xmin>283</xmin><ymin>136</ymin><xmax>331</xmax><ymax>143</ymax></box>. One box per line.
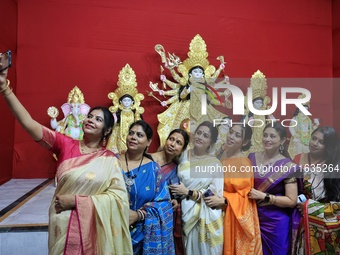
<box><xmin>0</xmin><ymin>0</ymin><xmax>17</xmax><ymax>184</ymax></box>
<box><xmin>333</xmin><ymin>0</ymin><xmax>340</xmax><ymax>133</ymax></box>
<box><xmin>0</xmin><ymin>0</ymin><xmax>336</xmax><ymax>180</ymax></box>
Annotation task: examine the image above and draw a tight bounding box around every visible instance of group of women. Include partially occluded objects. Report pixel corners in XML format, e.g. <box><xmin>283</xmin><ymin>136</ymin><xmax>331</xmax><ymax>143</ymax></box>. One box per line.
<box><xmin>1</xmin><ymin>53</ymin><xmax>340</xmax><ymax>255</ymax></box>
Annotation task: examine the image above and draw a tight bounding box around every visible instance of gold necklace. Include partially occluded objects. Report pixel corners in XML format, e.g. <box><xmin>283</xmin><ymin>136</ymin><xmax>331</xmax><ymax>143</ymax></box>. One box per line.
<box><xmin>80</xmin><ymin>140</ymin><xmax>101</xmax><ymax>154</ymax></box>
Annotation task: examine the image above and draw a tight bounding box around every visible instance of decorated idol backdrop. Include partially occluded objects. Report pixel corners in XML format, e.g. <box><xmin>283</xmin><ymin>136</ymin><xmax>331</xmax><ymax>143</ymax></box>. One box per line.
<box><xmin>0</xmin><ymin>0</ymin><xmax>338</xmax><ymax>181</ymax></box>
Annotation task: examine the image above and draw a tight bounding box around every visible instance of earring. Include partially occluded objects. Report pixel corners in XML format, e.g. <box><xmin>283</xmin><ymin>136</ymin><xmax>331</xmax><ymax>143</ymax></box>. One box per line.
<box><xmin>102</xmin><ymin>137</ymin><xmax>107</xmax><ymax>147</ymax></box>
<box><xmin>279</xmin><ymin>144</ymin><xmax>284</xmax><ymax>154</ymax></box>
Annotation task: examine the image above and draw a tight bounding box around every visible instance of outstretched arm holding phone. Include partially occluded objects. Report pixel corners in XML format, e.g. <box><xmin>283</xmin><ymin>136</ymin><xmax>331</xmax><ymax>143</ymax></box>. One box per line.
<box><xmin>0</xmin><ymin>52</ymin><xmax>43</xmax><ymax>141</ymax></box>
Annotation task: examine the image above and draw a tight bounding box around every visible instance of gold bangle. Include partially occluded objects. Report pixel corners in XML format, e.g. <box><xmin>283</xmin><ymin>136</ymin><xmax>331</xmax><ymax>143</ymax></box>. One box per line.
<box><xmin>192</xmin><ymin>190</ymin><xmax>198</xmax><ymax>200</ymax></box>
<box><xmin>2</xmin><ymin>87</ymin><xmax>12</xmax><ymax>97</ymax></box>
<box><xmin>270</xmin><ymin>195</ymin><xmax>277</xmax><ymax>205</ymax></box>
<box><xmin>195</xmin><ymin>192</ymin><xmax>201</xmax><ymax>202</ymax></box>
<box><xmin>0</xmin><ymin>79</ymin><xmax>10</xmax><ymax>93</ymax></box>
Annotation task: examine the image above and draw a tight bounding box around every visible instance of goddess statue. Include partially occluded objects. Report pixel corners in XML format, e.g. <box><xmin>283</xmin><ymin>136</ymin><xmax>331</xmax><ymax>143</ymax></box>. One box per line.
<box><xmin>244</xmin><ymin>70</ymin><xmax>275</xmax><ymax>154</ymax></box>
<box><xmin>106</xmin><ymin>64</ymin><xmax>144</xmax><ymax>154</ymax></box>
<box><xmin>47</xmin><ymin>86</ymin><xmax>90</xmax><ymax>140</ymax></box>
<box><xmin>288</xmin><ymin>94</ymin><xmax>319</xmax><ymax>159</ymax></box>
<box><xmin>152</xmin><ymin>34</ymin><xmax>228</xmax><ymax>147</ymax></box>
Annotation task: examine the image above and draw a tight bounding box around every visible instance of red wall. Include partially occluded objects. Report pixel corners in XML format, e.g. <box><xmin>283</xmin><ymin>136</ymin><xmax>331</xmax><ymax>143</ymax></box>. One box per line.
<box><xmin>0</xmin><ymin>0</ymin><xmax>335</xmax><ymax>179</ymax></box>
<box><xmin>333</xmin><ymin>0</ymin><xmax>340</xmax><ymax>133</ymax></box>
<box><xmin>0</xmin><ymin>0</ymin><xmax>17</xmax><ymax>184</ymax></box>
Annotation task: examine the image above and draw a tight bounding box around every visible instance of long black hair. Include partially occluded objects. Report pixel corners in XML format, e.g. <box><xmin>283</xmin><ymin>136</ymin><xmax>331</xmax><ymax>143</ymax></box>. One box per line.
<box><xmin>313</xmin><ymin>126</ymin><xmax>340</xmax><ymax>202</ymax></box>
<box><xmin>312</xmin><ymin>126</ymin><xmax>340</xmax><ymax>166</ymax></box>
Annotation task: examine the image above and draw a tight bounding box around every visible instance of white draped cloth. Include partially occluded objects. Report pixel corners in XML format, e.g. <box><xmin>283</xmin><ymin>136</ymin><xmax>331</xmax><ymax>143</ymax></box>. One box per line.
<box><xmin>178</xmin><ymin>152</ymin><xmax>224</xmax><ymax>255</ymax></box>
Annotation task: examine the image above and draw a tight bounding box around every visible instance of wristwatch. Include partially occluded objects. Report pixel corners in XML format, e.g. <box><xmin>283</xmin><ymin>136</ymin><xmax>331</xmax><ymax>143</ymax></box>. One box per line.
<box><xmin>264</xmin><ymin>193</ymin><xmax>270</xmax><ymax>203</ymax></box>
<box><xmin>186</xmin><ymin>190</ymin><xmax>194</xmax><ymax>200</ymax></box>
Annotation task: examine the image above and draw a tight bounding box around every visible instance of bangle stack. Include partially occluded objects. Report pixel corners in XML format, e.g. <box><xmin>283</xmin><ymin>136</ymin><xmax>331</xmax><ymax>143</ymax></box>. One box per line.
<box><xmin>186</xmin><ymin>190</ymin><xmax>193</xmax><ymax>200</ymax></box>
<box><xmin>269</xmin><ymin>194</ymin><xmax>277</xmax><ymax>205</ymax></box>
<box><xmin>195</xmin><ymin>191</ymin><xmax>201</xmax><ymax>202</ymax></box>
<box><xmin>1</xmin><ymin>79</ymin><xmax>12</xmax><ymax>97</ymax></box>
<box><xmin>186</xmin><ymin>190</ymin><xmax>201</xmax><ymax>202</ymax></box>
<box><xmin>137</xmin><ymin>209</ymin><xmax>146</xmax><ymax>221</ymax></box>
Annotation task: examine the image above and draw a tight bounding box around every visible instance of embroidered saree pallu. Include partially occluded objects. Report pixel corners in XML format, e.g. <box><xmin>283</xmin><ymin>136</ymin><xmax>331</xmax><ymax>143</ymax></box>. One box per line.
<box><xmin>296</xmin><ymin>200</ymin><xmax>340</xmax><ymax>255</ymax></box>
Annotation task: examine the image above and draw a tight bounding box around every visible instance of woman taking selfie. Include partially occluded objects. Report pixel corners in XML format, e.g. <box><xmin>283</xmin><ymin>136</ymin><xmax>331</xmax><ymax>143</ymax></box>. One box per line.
<box><xmin>0</xmin><ymin>55</ymin><xmax>132</xmax><ymax>255</ymax></box>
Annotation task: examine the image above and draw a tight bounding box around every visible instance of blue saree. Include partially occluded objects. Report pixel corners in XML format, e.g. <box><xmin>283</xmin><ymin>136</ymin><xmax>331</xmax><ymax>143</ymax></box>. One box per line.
<box><xmin>123</xmin><ymin>160</ymin><xmax>175</xmax><ymax>255</ymax></box>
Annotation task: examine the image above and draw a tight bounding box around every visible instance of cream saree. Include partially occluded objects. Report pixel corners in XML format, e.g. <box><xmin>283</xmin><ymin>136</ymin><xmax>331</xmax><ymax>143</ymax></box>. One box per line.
<box><xmin>38</xmin><ymin>126</ymin><xmax>132</xmax><ymax>255</ymax></box>
<box><xmin>178</xmin><ymin>153</ymin><xmax>224</xmax><ymax>255</ymax></box>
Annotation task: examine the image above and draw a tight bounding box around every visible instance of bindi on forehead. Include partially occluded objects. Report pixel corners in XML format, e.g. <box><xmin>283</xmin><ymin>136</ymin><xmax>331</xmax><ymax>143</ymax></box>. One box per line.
<box><xmin>90</xmin><ymin>109</ymin><xmax>103</xmax><ymax>115</ymax></box>
<box><xmin>173</xmin><ymin>136</ymin><xmax>184</xmax><ymax>142</ymax></box>
<box><xmin>197</xmin><ymin>129</ymin><xmax>211</xmax><ymax>136</ymax></box>
<box><xmin>130</xmin><ymin>126</ymin><xmax>145</xmax><ymax>134</ymax></box>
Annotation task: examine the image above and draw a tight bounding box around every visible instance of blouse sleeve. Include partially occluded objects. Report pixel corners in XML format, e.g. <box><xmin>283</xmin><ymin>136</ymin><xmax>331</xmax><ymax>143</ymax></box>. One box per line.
<box><xmin>36</xmin><ymin>125</ymin><xmax>72</xmax><ymax>155</ymax></box>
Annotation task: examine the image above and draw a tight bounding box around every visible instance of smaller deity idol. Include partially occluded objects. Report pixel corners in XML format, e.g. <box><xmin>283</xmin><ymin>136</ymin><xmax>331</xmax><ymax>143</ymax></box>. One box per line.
<box><xmin>106</xmin><ymin>64</ymin><xmax>144</xmax><ymax>154</ymax></box>
<box><xmin>288</xmin><ymin>94</ymin><xmax>319</xmax><ymax>159</ymax></box>
<box><xmin>243</xmin><ymin>70</ymin><xmax>275</xmax><ymax>154</ymax></box>
<box><xmin>48</xmin><ymin>86</ymin><xmax>90</xmax><ymax>140</ymax></box>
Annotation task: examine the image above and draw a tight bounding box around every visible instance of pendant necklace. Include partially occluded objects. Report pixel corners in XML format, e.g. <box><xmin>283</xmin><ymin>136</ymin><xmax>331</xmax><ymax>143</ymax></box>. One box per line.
<box><xmin>124</xmin><ymin>153</ymin><xmax>144</xmax><ymax>186</ymax></box>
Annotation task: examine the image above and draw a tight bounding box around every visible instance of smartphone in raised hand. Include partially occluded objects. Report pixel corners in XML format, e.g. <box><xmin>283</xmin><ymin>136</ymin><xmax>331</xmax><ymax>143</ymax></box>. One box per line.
<box><xmin>0</xmin><ymin>50</ymin><xmax>12</xmax><ymax>72</ymax></box>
